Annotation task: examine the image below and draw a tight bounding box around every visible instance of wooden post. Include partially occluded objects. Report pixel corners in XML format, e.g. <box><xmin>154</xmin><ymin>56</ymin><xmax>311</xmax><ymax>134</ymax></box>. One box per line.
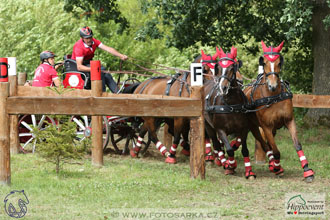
<box><xmin>9</xmin><ymin>75</ymin><xmax>19</xmax><ymax>154</ymax></box>
<box><xmin>0</xmin><ymin>82</ymin><xmax>10</xmax><ymax>185</ymax></box>
<box><xmin>163</xmin><ymin>124</ymin><xmax>172</xmax><ymax>149</ymax></box>
<box><xmin>18</xmin><ymin>72</ymin><xmax>27</xmax><ymax>85</ymax></box>
<box><xmin>91</xmin><ymin>61</ymin><xmax>103</xmax><ymax>167</ymax></box>
<box><xmin>189</xmin><ymin>86</ymin><xmax>205</xmax><ymax>179</ymax></box>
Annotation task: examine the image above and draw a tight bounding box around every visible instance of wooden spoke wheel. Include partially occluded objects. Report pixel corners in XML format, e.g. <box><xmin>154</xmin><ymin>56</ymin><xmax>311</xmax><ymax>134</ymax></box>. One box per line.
<box><xmin>70</xmin><ymin>115</ymin><xmax>110</xmax><ymax>149</ymax></box>
<box><xmin>18</xmin><ymin>114</ymin><xmax>56</xmax><ymax>153</ymax></box>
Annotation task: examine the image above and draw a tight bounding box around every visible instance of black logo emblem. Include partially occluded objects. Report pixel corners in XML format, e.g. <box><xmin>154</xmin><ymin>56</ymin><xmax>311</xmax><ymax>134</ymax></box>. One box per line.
<box><xmin>4</xmin><ymin>190</ymin><xmax>29</xmax><ymax>218</ymax></box>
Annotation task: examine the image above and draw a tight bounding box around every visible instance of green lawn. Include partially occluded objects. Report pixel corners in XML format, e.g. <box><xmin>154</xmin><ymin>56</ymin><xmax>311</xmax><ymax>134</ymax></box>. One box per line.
<box><xmin>0</xmin><ymin>126</ymin><xmax>329</xmax><ymax>219</ymax></box>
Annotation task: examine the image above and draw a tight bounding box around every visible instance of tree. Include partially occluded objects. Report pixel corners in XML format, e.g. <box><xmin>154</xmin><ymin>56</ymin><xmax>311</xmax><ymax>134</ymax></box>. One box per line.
<box><xmin>33</xmin><ymin>115</ymin><xmax>89</xmax><ymax>174</ymax></box>
<box><xmin>60</xmin><ymin>0</ymin><xmax>129</xmax><ymax>33</ymax></box>
<box><xmin>139</xmin><ymin>0</ymin><xmax>330</xmax><ymax>126</ymax></box>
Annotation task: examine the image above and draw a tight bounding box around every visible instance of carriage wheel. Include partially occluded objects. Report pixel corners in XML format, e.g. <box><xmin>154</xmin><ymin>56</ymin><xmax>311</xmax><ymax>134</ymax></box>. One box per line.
<box><xmin>18</xmin><ymin>115</ymin><xmax>56</xmax><ymax>153</ymax></box>
<box><xmin>109</xmin><ymin>118</ymin><xmax>151</xmax><ymax>155</ymax></box>
<box><xmin>70</xmin><ymin>115</ymin><xmax>110</xmax><ymax>149</ymax></box>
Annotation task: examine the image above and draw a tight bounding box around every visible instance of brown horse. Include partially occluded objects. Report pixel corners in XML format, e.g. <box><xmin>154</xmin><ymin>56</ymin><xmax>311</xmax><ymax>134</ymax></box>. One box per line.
<box><xmin>244</xmin><ymin>41</ymin><xmax>314</xmax><ymax>182</ymax></box>
<box><xmin>129</xmin><ymin>72</ymin><xmax>192</xmax><ymax>163</ymax></box>
<box><xmin>204</xmin><ymin>46</ymin><xmax>270</xmax><ymax>178</ymax></box>
<box><xmin>198</xmin><ymin>48</ymin><xmax>245</xmax><ymax>165</ymax></box>
<box><xmin>129</xmin><ymin>50</ymin><xmax>218</xmax><ymax>164</ymax></box>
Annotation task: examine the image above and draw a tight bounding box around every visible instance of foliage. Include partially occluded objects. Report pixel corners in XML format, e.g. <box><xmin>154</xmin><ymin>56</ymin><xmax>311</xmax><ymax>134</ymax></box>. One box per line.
<box><xmin>0</xmin><ymin>0</ymin><xmax>317</xmax><ymax>94</ymax></box>
<box><xmin>280</xmin><ymin>0</ymin><xmax>313</xmax><ymax>47</ymax></box>
<box><xmin>136</xmin><ymin>0</ymin><xmax>317</xmax><ymax>93</ymax></box>
<box><xmin>33</xmin><ymin>115</ymin><xmax>89</xmax><ymax>174</ymax></box>
<box><xmin>0</xmin><ymin>0</ymin><xmax>86</xmax><ymax>78</ymax></box>
<box><xmin>60</xmin><ymin>0</ymin><xmax>129</xmax><ymax>33</ymax></box>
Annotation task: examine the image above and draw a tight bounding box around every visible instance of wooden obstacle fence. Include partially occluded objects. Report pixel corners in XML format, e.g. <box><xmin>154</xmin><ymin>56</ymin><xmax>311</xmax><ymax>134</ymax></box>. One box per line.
<box><xmin>0</xmin><ymin>60</ymin><xmax>205</xmax><ymax>185</ymax></box>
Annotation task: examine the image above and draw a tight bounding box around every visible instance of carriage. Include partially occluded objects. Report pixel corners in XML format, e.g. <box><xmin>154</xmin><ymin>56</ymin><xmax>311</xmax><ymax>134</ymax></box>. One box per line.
<box><xmin>18</xmin><ymin>56</ymin><xmax>151</xmax><ymax>154</ymax></box>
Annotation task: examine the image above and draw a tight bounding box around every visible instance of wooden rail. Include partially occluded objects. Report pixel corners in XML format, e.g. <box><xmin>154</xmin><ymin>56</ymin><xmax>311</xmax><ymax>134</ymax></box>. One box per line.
<box><xmin>292</xmin><ymin>94</ymin><xmax>330</xmax><ymax>108</ymax></box>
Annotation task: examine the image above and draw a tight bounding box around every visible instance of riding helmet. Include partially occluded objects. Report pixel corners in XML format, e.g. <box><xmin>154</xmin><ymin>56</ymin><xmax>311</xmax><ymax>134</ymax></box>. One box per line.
<box><xmin>40</xmin><ymin>51</ymin><xmax>56</xmax><ymax>62</ymax></box>
<box><xmin>80</xmin><ymin>26</ymin><xmax>93</xmax><ymax>38</ymax></box>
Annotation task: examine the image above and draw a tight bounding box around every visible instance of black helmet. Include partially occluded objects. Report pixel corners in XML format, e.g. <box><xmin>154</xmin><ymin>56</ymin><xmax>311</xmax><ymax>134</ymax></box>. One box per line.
<box><xmin>80</xmin><ymin>26</ymin><xmax>93</xmax><ymax>38</ymax></box>
<box><xmin>40</xmin><ymin>51</ymin><xmax>56</xmax><ymax>61</ymax></box>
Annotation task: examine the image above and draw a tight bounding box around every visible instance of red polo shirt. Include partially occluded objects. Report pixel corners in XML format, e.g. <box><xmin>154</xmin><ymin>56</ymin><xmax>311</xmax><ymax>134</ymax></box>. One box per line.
<box><xmin>71</xmin><ymin>38</ymin><xmax>102</xmax><ymax>61</ymax></box>
<box><xmin>32</xmin><ymin>63</ymin><xmax>58</xmax><ymax>87</ymax></box>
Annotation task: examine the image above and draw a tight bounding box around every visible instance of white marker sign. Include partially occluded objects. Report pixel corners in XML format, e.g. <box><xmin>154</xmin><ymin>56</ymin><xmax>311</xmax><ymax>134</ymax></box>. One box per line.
<box><xmin>7</xmin><ymin>57</ymin><xmax>17</xmax><ymax>76</ymax></box>
<box><xmin>190</xmin><ymin>63</ymin><xmax>203</xmax><ymax>86</ymax></box>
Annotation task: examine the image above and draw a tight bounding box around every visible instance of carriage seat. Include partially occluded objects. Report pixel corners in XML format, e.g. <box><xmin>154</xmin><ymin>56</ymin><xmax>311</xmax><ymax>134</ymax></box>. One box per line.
<box><xmin>63</xmin><ymin>55</ymin><xmax>88</xmax><ymax>89</ymax></box>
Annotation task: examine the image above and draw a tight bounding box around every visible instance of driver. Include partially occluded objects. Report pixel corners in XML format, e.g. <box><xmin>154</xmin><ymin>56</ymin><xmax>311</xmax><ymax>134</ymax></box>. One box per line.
<box><xmin>71</xmin><ymin>26</ymin><xmax>128</xmax><ymax>93</ymax></box>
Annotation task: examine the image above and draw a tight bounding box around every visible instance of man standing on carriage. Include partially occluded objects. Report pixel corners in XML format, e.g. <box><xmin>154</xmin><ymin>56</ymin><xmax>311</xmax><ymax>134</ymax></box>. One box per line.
<box><xmin>71</xmin><ymin>26</ymin><xmax>128</xmax><ymax>93</ymax></box>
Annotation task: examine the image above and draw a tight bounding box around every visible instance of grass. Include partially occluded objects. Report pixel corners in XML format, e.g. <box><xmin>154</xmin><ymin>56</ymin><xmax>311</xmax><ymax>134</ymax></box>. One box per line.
<box><xmin>0</xmin><ymin>125</ymin><xmax>329</xmax><ymax>219</ymax></box>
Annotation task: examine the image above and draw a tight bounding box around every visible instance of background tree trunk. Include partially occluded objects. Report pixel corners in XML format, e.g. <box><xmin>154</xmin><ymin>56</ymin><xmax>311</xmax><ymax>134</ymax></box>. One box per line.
<box><xmin>305</xmin><ymin>1</ymin><xmax>330</xmax><ymax>127</ymax></box>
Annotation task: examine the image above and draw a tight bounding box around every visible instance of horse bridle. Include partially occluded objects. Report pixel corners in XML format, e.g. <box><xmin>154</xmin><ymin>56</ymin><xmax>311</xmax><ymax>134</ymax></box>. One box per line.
<box><xmin>215</xmin><ymin>57</ymin><xmax>237</xmax><ymax>85</ymax></box>
<box><xmin>201</xmin><ymin>58</ymin><xmax>217</xmax><ymax>73</ymax></box>
<box><xmin>263</xmin><ymin>51</ymin><xmax>281</xmax><ymax>79</ymax></box>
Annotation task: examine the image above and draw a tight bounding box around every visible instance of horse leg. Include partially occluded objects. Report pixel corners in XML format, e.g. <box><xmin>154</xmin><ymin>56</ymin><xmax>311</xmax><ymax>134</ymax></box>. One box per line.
<box><xmin>217</xmin><ymin>129</ymin><xmax>236</xmax><ymax>175</ymax></box>
<box><xmin>286</xmin><ymin>119</ymin><xmax>314</xmax><ymax>182</ymax></box>
<box><xmin>180</xmin><ymin>119</ymin><xmax>190</xmax><ymax>156</ymax></box>
<box><xmin>204</xmin><ymin>122</ymin><xmax>221</xmax><ymax>163</ymax></box>
<box><xmin>146</xmin><ymin>118</ymin><xmax>170</xmax><ymax>159</ymax></box>
<box><xmin>165</xmin><ymin>118</ymin><xmax>185</xmax><ymax>164</ymax></box>
<box><xmin>240</xmin><ymin>130</ymin><xmax>256</xmax><ymax>180</ymax></box>
<box><xmin>262</xmin><ymin>126</ymin><xmax>284</xmax><ymax>175</ymax></box>
<box><xmin>215</xmin><ymin>138</ymin><xmax>227</xmax><ymax>167</ymax></box>
<box><xmin>248</xmin><ymin>123</ymin><xmax>276</xmax><ymax>170</ymax></box>
<box><xmin>205</xmin><ymin>136</ymin><xmax>215</xmax><ymax>162</ymax></box>
<box><xmin>130</xmin><ymin>122</ymin><xmax>148</xmax><ymax>158</ymax></box>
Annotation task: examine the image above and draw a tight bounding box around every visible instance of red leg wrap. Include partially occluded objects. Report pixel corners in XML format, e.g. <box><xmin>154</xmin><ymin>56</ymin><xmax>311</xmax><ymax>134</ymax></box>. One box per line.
<box><xmin>230</xmin><ymin>138</ymin><xmax>241</xmax><ymax>151</ymax></box>
<box><xmin>169</xmin><ymin>144</ymin><xmax>178</xmax><ymax>155</ymax></box>
<box><xmin>156</xmin><ymin>141</ymin><xmax>168</xmax><ymax>156</ymax></box>
<box><xmin>245</xmin><ymin>170</ymin><xmax>256</xmax><ymax>179</ymax></box>
<box><xmin>205</xmin><ymin>139</ymin><xmax>214</xmax><ymax>161</ymax></box>
<box><xmin>303</xmin><ymin>169</ymin><xmax>314</xmax><ymax>178</ymax></box>
<box><xmin>214</xmin><ymin>157</ymin><xmax>222</xmax><ymax>166</ymax></box>
<box><xmin>297</xmin><ymin>150</ymin><xmax>308</xmax><ymax>168</ymax></box>
<box><xmin>224</xmin><ymin>157</ymin><xmax>237</xmax><ymax>170</ymax></box>
<box><xmin>165</xmin><ymin>156</ymin><xmax>177</xmax><ymax>164</ymax></box>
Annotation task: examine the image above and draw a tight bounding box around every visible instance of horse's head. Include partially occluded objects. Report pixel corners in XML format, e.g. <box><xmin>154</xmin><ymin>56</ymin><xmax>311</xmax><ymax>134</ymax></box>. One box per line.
<box><xmin>260</xmin><ymin>40</ymin><xmax>284</xmax><ymax>92</ymax></box>
<box><xmin>201</xmin><ymin>49</ymin><xmax>217</xmax><ymax>79</ymax></box>
<box><xmin>215</xmin><ymin>46</ymin><xmax>241</xmax><ymax>95</ymax></box>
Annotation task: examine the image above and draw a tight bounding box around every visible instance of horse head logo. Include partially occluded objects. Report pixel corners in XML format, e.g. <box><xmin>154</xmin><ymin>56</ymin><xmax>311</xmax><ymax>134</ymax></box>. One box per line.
<box><xmin>4</xmin><ymin>190</ymin><xmax>29</xmax><ymax>218</ymax></box>
<box><xmin>287</xmin><ymin>195</ymin><xmax>306</xmax><ymax>206</ymax></box>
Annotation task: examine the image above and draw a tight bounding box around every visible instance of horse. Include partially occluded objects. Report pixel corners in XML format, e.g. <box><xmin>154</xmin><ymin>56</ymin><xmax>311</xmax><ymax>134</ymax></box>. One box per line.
<box><xmin>197</xmin><ymin>49</ymin><xmax>245</xmax><ymax>165</ymax></box>
<box><xmin>129</xmin><ymin>71</ymin><xmax>192</xmax><ymax>163</ymax></box>
<box><xmin>129</xmin><ymin>50</ymin><xmax>220</xmax><ymax>164</ymax></box>
<box><xmin>204</xmin><ymin>46</ymin><xmax>271</xmax><ymax>178</ymax></box>
<box><xmin>244</xmin><ymin>41</ymin><xmax>314</xmax><ymax>182</ymax></box>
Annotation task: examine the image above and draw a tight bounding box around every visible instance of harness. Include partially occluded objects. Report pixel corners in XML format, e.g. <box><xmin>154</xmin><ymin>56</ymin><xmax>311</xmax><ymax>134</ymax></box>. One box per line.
<box><xmin>138</xmin><ymin>72</ymin><xmax>191</xmax><ymax>97</ymax></box>
<box><xmin>205</xmin><ymin>81</ymin><xmax>249</xmax><ymax>114</ymax></box>
<box><xmin>248</xmin><ymin>75</ymin><xmax>293</xmax><ymax>110</ymax></box>
<box><xmin>165</xmin><ymin>72</ymin><xmax>190</xmax><ymax>97</ymax></box>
